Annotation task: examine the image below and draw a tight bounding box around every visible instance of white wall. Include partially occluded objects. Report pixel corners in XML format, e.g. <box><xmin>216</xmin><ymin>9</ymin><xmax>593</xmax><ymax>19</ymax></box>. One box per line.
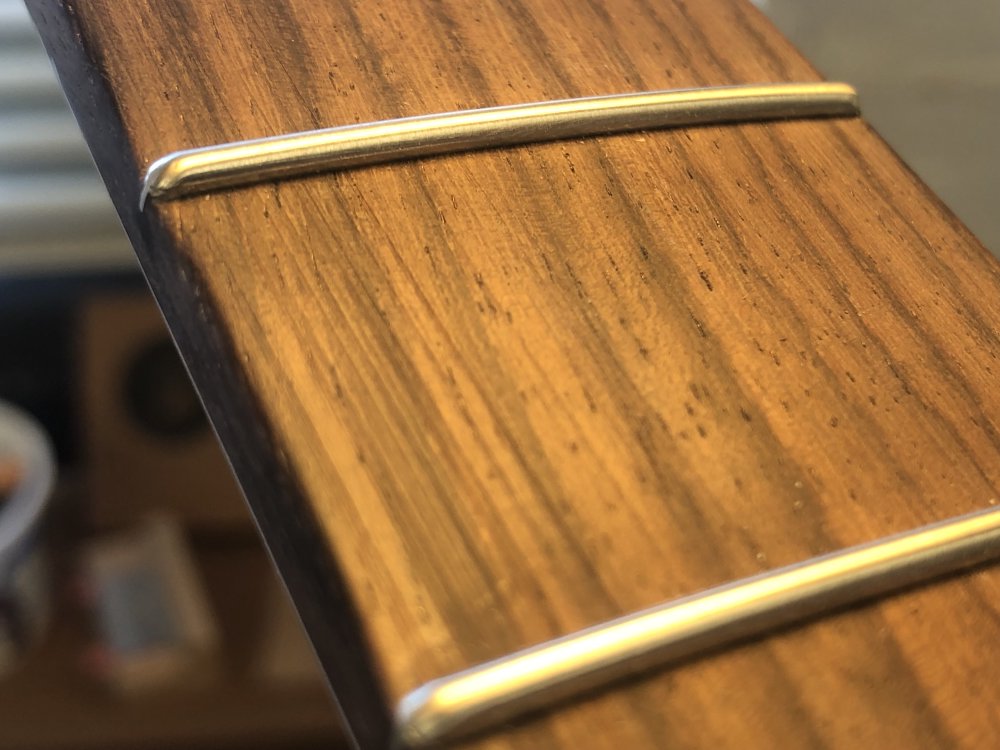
<box><xmin>761</xmin><ymin>0</ymin><xmax>1000</xmax><ymax>256</ymax></box>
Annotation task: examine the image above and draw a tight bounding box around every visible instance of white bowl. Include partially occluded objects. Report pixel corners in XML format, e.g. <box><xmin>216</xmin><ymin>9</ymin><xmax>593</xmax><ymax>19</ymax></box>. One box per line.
<box><xmin>0</xmin><ymin>400</ymin><xmax>56</xmax><ymax>675</ymax></box>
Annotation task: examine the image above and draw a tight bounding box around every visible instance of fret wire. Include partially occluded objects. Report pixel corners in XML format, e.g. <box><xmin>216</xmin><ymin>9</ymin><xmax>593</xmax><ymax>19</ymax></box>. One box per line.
<box><xmin>394</xmin><ymin>505</ymin><xmax>1000</xmax><ymax>747</ymax></box>
<box><xmin>141</xmin><ymin>82</ymin><xmax>858</xmax><ymax>206</ymax></box>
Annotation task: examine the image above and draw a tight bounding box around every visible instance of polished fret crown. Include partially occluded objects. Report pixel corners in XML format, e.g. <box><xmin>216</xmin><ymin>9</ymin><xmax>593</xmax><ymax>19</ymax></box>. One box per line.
<box><xmin>141</xmin><ymin>82</ymin><xmax>859</xmax><ymax>207</ymax></box>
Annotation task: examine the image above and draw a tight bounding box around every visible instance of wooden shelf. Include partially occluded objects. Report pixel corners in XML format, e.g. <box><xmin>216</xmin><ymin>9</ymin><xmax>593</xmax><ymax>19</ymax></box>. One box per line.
<box><xmin>0</xmin><ymin>537</ymin><xmax>344</xmax><ymax>750</ymax></box>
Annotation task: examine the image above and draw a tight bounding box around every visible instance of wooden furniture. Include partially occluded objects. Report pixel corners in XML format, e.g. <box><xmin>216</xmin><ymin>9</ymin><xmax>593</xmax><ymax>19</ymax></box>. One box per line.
<box><xmin>29</xmin><ymin>1</ymin><xmax>1000</xmax><ymax>747</ymax></box>
<box><xmin>80</xmin><ymin>293</ymin><xmax>253</xmax><ymax>531</ymax></box>
<box><xmin>0</xmin><ymin>526</ymin><xmax>341</xmax><ymax>750</ymax></box>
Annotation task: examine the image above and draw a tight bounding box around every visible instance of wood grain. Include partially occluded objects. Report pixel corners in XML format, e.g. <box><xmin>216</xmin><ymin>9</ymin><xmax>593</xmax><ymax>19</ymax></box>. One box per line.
<box><xmin>29</xmin><ymin>1</ymin><xmax>1000</xmax><ymax>748</ymax></box>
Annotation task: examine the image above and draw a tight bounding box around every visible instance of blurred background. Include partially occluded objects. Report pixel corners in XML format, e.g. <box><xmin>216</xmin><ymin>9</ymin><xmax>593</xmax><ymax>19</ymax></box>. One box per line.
<box><xmin>0</xmin><ymin>0</ymin><xmax>996</xmax><ymax>748</ymax></box>
<box><xmin>0</xmin><ymin>2</ymin><xmax>344</xmax><ymax>748</ymax></box>
<box><xmin>761</xmin><ymin>0</ymin><xmax>1000</xmax><ymax>256</ymax></box>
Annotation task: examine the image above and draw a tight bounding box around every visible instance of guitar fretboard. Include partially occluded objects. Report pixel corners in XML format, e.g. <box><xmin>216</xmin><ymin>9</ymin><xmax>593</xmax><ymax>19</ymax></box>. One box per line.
<box><xmin>29</xmin><ymin>1</ymin><xmax>1000</xmax><ymax>748</ymax></box>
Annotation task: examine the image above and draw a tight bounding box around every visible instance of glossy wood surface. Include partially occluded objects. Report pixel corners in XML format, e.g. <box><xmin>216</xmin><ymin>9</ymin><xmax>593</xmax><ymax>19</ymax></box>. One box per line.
<box><xmin>29</xmin><ymin>1</ymin><xmax>1000</xmax><ymax>748</ymax></box>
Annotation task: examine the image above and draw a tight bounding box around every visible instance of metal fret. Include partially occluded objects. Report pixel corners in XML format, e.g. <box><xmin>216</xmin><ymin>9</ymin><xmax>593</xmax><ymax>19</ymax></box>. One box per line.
<box><xmin>394</xmin><ymin>505</ymin><xmax>1000</xmax><ymax>747</ymax></box>
<box><xmin>141</xmin><ymin>82</ymin><xmax>858</xmax><ymax>206</ymax></box>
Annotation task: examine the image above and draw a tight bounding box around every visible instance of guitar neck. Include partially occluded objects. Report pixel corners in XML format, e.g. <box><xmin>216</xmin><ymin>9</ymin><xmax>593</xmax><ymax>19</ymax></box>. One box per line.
<box><xmin>29</xmin><ymin>1</ymin><xmax>1000</xmax><ymax>748</ymax></box>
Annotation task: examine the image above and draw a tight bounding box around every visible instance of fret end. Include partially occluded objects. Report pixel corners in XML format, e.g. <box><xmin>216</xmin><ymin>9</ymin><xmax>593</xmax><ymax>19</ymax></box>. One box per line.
<box><xmin>140</xmin><ymin>150</ymin><xmax>196</xmax><ymax>208</ymax></box>
<box><xmin>392</xmin><ymin>678</ymin><xmax>455</xmax><ymax>749</ymax></box>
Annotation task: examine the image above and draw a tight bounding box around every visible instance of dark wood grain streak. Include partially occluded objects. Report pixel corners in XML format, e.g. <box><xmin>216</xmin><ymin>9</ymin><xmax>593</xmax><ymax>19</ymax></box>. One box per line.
<box><xmin>29</xmin><ymin>1</ymin><xmax>1000</xmax><ymax>748</ymax></box>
